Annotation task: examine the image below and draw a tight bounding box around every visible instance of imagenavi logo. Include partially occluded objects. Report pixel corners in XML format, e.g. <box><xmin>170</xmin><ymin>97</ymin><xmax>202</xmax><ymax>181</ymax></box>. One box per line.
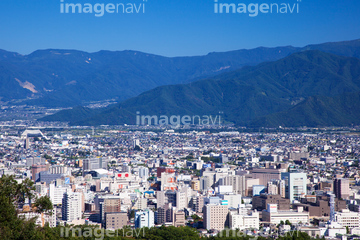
<box><xmin>136</xmin><ymin>112</ymin><xmax>223</xmax><ymax>126</ymax></box>
<box><xmin>60</xmin><ymin>0</ymin><xmax>147</xmax><ymax>17</ymax></box>
<box><xmin>213</xmin><ymin>0</ymin><xmax>301</xmax><ymax>17</ymax></box>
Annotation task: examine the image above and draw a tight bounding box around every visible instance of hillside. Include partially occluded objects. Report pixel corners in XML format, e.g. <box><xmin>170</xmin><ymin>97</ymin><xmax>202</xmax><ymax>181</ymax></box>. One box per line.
<box><xmin>2</xmin><ymin>39</ymin><xmax>360</xmax><ymax>107</ymax></box>
<box><xmin>41</xmin><ymin>50</ymin><xmax>360</xmax><ymax>126</ymax></box>
<box><xmin>249</xmin><ymin>91</ymin><xmax>360</xmax><ymax>127</ymax></box>
<box><xmin>0</xmin><ymin>47</ymin><xmax>298</xmax><ymax>107</ymax></box>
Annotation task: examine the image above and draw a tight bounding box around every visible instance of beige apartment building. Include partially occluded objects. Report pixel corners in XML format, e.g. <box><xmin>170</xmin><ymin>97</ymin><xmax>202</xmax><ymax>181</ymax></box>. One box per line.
<box><xmin>105</xmin><ymin>212</ymin><xmax>128</xmax><ymax>230</ymax></box>
<box><xmin>203</xmin><ymin>204</ymin><xmax>228</xmax><ymax>230</ymax></box>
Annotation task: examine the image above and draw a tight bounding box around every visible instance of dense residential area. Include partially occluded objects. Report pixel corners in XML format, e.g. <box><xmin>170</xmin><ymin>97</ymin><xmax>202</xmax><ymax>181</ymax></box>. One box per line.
<box><xmin>1</xmin><ymin>124</ymin><xmax>360</xmax><ymax>239</ymax></box>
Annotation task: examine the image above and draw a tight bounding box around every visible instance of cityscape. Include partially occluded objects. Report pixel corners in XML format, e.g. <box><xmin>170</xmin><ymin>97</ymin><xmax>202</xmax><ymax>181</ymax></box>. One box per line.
<box><xmin>2</xmin><ymin>122</ymin><xmax>360</xmax><ymax>239</ymax></box>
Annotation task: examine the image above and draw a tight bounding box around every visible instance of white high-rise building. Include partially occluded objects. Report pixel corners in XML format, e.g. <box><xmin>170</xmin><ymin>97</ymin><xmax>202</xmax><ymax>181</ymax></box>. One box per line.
<box><xmin>139</xmin><ymin>167</ymin><xmax>149</xmax><ymax>179</ymax></box>
<box><xmin>135</xmin><ymin>210</ymin><xmax>155</xmax><ymax>228</ymax></box>
<box><xmin>176</xmin><ymin>191</ymin><xmax>187</xmax><ymax>210</ymax></box>
<box><xmin>281</xmin><ymin>172</ymin><xmax>307</xmax><ymax>202</ymax></box>
<box><xmin>133</xmin><ymin>139</ymin><xmax>140</xmax><ymax>148</ymax></box>
<box><xmin>49</xmin><ymin>183</ymin><xmax>71</xmax><ymax>205</ymax></box>
<box><xmin>62</xmin><ymin>192</ymin><xmax>82</xmax><ymax>222</ymax></box>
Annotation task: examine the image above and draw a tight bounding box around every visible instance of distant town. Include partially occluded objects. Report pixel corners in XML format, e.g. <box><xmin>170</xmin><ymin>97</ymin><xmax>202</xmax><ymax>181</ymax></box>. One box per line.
<box><xmin>1</xmin><ymin>122</ymin><xmax>360</xmax><ymax>239</ymax></box>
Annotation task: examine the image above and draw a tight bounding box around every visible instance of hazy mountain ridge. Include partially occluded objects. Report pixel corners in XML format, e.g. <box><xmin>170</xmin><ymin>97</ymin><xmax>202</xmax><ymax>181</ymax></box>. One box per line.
<box><xmin>0</xmin><ymin>46</ymin><xmax>299</xmax><ymax>107</ymax></box>
<box><xmin>41</xmin><ymin>49</ymin><xmax>360</xmax><ymax>126</ymax></box>
<box><xmin>3</xmin><ymin>39</ymin><xmax>360</xmax><ymax>107</ymax></box>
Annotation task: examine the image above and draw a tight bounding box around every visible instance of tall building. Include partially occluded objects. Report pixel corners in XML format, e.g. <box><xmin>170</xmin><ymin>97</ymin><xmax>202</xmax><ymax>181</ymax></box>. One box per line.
<box><xmin>49</xmin><ymin>165</ymin><xmax>68</xmax><ymax>174</ymax></box>
<box><xmin>173</xmin><ymin>211</ymin><xmax>186</xmax><ymax>227</ymax></box>
<box><xmin>32</xmin><ymin>164</ymin><xmax>47</xmax><ymax>182</ymax></box>
<box><xmin>176</xmin><ymin>191</ymin><xmax>187</xmax><ymax>210</ymax></box>
<box><xmin>195</xmin><ymin>195</ymin><xmax>204</xmax><ymax>213</ymax></box>
<box><xmin>139</xmin><ymin>167</ymin><xmax>149</xmax><ymax>179</ymax></box>
<box><xmin>201</xmin><ymin>169</ymin><xmax>216</xmax><ymax>189</ymax></box>
<box><xmin>252</xmin><ymin>168</ymin><xmax>286</xmax><ymax>186</ymax></box>
<box><xmin>200</xmin><ymin>176</ymin><xmax>212</xmax><ymax>191</ymax></box>
<box><xmin>83</xmin><ymin>157</ymin><xmax>109</xmax><ymax>172</ymax></box>
<box><xmin>24</xmin><ymin>138</ymin><xmax>30</xmax><ymax>149</ymax></box>
<box><xmin>157</xmin><ymin>203</ymin><xmax>173</xmax><ymax>224</ymax></box>
<box><xmin>49</xmin><ymin>183</ymin><xmax>71</xmax><ymax>205</ymax></box>
<box><xmin>105</xmin><ymin>212</ymin><xmax>128</xmax><ymax>230</ymax></box>
<box><xmin>156</xmin><ymin>191</ymin><xmax>166</xmax><ymax>208</ymax></box>
<box><xmin>281</xmin><ymin>172</ymin><xmax>307</xmax><ymax>202</ymax></box>
<box><xmin>334</xmin><ymin>178</ymin><xmax>350</xmax><ymax>200</ymax></box>
<box><xmin>267</xmin><ymin>181</ymin><xmax>278</xmax><ymax>195</ymax></box>
<box><xmin>100</xmin><ymin>198</ymin><xmax>121</xmax><ymax>225</ymax></box>
<box><xmin>220</xmin><ymin>175</ymin><xmax>246</xmax><ymax>196</ymax></box>
<box><xmin>133</xmin><ymin>139</ymin><xmax>140</xmax><ymax>148</ymax></box>
<box><xmin>278</xmin><ymin>180</ymin><xmax>286</xmax><ymax>198</ymax></box>
<box><xmin>267</xmin><ymin>179</ymin><xmax>286</xmax><ymax>196</ymax></box>
<box><xmin>62</xmin><ymin>192</ymin><xmax>82</xmax><ymax>222</ymax></box>
<box><xmin>133</xmin><ymin>197</ymin><xmax>148</xmax><ymax>210</ymax></box>
<box><xmin>135</xmin><ymin>210</ymin><xmax>155</xmax><ymax>228</ymax></box>
<box><xmin>203</xmin><ymin>204</ymin><xmax>228</xmax><ymax>230</ymax></box>
<box><xmin>156</xmin><ymin>190</ymin><xmax>178</xmax><ymax>208</ymax></box>
<box><xmin>160</xmin><ymin>172</ymin><xmax>177</xmax><ymax>191</ymax></box>
<box><xmin>121</xmin><ymin>163</ymin><xmax>131</xmax><ymax>173</ymax></box>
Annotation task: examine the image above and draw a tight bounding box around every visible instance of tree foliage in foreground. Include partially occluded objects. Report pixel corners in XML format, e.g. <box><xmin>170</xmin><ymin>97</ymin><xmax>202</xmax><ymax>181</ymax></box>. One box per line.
<box><xmin>0</xmin><ymin>175</ymin><xmax>53</xmax><ymax>239</ymax></box>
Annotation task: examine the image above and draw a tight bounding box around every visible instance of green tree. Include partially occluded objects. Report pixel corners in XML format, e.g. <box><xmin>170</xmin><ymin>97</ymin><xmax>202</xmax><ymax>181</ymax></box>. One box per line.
<box><xmin>0</xmin><ymin>175</ymin><xmax>35</xmax><ymax>208</ymax></box>
<box><xmin>191</xmin><ymin>214</ymin><xmax>202</xmax><ymax>223</ymax></box>
<box><xmin>129</xmin><ymin>209</ymin><xmax>135</xmax><ymax>219</ymax></box>
<box><xmin>0</xmin><ymin>175</ymin><xmax>55</xmax><ymax>239</ymax></box>
<box><xmin>33</xmin><ymin>196</ymin><xmax>53</xmax><ymax>215</ymax></box>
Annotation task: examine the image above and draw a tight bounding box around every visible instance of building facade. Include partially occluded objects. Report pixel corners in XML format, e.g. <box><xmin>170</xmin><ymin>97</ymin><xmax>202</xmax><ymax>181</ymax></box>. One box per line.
<box><xmin>62</xmin><ymin>192</ymin><xmax>82</xmax><ymax>222</ymax></box>
<box><xmin>203</xmin><ymin>204</ymin><xmax>228</xmax><ymax>230</ymax></box>
<box><xmin>281</xmin><ymin>172</ymin><xmax>307</xmax><ymax>202</ymax></box>
<box><xmin>135</xmin><ymin>210</ymin><xmax>155</xmax><ymax>229</ymax></box>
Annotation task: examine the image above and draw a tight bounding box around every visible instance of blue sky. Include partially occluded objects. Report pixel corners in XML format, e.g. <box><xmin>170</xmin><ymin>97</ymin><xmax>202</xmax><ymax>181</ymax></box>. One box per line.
<box><xmin>0</xmin><ymin>0</ymin><xmax>359</xmax><ymax>57</ymax></box>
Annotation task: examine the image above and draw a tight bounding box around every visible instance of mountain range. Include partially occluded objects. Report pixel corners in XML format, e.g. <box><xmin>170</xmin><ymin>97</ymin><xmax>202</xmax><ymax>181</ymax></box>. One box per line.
<box><xmin>2</xmin><ymin>39</ymin><xmax>360</xmax><ymax>127</ymax></box>
<box><xmin>41</xmin><ymin>42</ymin><xmax>360</xmax><ymax>127</ymax></box>
<box><xmin>0</xmin><ymin>46</ymin><xmax>300</xmax><ymax>107</ymax></box>
<box><xmin>2</xmin><ymin>39</ymin><xmax>360</xmax><ymax>107</ymax></box>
